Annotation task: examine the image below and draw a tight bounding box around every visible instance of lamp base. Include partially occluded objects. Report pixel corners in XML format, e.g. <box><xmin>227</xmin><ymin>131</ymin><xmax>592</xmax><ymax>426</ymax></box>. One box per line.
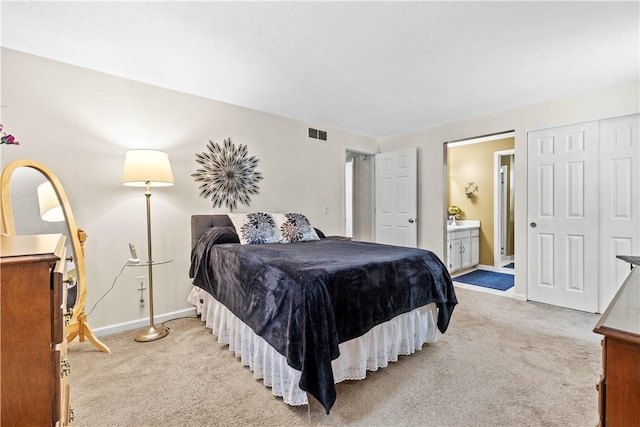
<box><xmin>134</xmin><ymin>324</ymin><xmax>169</xmax><ymax>342</ymax></box>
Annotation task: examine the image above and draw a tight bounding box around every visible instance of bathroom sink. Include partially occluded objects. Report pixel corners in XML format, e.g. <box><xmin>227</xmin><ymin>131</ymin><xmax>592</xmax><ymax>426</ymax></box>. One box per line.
<box><xmin>447</xmin><ymin>223</ymin><xmax>479</xmax><ymax>232</ymax></box>
<box><xmin>447</xmin><ymin>220</ymin><xmax>480</xmax><ymax>232</ymax></box>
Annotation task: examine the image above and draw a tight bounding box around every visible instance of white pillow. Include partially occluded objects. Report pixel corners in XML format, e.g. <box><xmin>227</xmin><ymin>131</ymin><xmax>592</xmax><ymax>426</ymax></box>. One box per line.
<box><xmin>273</xmin><ymin>213</ymin><xmax>320</xmax><ymax>243</ymax></box>
<box><xmin>228</xmin><ymin>212</ymin><xmax>282</xmax><ymax>244</ymax></box>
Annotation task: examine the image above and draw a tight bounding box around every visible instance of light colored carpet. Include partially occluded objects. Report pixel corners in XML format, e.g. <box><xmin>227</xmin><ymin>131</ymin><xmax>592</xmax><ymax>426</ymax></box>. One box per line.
<box><xmin>68</xmin><ymin>286</ymin><xmax>602</xmax><ymax>426</ymax></box>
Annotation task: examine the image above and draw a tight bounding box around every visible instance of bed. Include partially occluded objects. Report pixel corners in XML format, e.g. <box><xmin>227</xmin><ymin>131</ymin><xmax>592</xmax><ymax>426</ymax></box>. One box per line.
<box><xmin>188</xmin><ymin>213</ymin><xmax>457</xmax><ymax>413</ymax></box>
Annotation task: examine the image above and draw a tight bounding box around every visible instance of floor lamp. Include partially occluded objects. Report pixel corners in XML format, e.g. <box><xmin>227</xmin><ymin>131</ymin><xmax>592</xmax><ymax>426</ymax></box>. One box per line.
<box><xmin>121</xmin><ymin>149</ymin><xmax>174</xmax><ymax>342</ymax></box>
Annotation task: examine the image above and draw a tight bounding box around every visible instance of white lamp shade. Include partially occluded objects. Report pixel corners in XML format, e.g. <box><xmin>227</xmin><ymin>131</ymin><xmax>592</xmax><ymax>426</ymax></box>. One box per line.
<box><xmin>37</xmin><ymin>181</ymin><xmax>65</xmax><ymax>222</ymax></box>
<box><xmin>121</xmin><ymin>149</ymin><xmax>175</xmax><ymax>187</ymax></box>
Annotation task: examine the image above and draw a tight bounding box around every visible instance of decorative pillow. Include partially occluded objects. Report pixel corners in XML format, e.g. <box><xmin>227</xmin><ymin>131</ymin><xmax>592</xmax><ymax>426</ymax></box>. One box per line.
<box><xmin>228</xmin><ymin>212</ymin><xmax>282</xmax><ymax>244</ymax></box>
<box><xmin>273</xmin><ymin>213</ymin><xmax>320</xmax><ymax>243</ymax></box>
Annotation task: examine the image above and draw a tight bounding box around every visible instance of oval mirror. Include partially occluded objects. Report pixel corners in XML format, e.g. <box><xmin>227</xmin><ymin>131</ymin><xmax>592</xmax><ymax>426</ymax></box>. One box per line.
<box><xmin>1</xmin><ymin>159</ymin><xmax>109</xmax><ymax>353</ymax></box>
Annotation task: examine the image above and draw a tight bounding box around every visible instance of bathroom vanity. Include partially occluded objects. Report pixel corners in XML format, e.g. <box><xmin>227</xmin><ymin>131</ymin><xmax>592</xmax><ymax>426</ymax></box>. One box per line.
<box><xmin>446</xmin><ymin>220</ymin><xmax>480</xmax><ymax>273</ymax></box>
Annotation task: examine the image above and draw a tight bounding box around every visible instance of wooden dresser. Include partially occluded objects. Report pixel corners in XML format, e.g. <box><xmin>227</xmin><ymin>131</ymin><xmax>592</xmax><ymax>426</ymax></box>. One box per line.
<box><xmin>593</xmin><ymin>265</ymin><xmax>640</xmax><ymax>426</ymax></box>
<box><xmin>1</xmin><ymin>234</ymin><xmax>72</xmax><ymax>426</ymax></box>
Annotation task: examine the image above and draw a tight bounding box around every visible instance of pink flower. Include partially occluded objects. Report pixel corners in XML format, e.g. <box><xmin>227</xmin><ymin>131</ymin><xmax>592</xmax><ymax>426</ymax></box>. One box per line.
<box><xmin>0</xmin><ymin>123</ymin><xmax>19</xmax><ymax>145</ymax></box>
<box><xmin>1</xmin><ymin>134</ymin><xmax>18</xmax><ymax>145</ymax></box>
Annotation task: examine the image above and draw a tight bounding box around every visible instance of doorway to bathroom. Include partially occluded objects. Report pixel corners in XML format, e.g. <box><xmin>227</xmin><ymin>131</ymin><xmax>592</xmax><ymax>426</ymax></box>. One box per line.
<box><xmin>446</xmin><ymin>131</ymin><xmax>515</xmax><ymax>272</ymax></box>
<box><xmin>495</xmin><ymin>149</ymin><xmax>515</xmax><ymax>270</ymax></box>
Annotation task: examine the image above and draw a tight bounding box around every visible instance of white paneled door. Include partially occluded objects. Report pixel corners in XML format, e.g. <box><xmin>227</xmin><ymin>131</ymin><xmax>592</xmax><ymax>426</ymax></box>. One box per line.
<box><xmin>528</xmin><ymin>114</ymin><xmax>639</xmax><ymax>313</ymax></box>
<box><xmin>598</xmin><ymin>114</ymin><xmax>640</xmax><ymax>312</ymax></box>
<box><xmin>528</xmin><ymin>121</ymin><xmax>600</xmax><ymax>312</ymax></box>
<box><xmin>375</xmin><ymin>148</ymin><xmax>417</xmax><ymax>247</ymax></box>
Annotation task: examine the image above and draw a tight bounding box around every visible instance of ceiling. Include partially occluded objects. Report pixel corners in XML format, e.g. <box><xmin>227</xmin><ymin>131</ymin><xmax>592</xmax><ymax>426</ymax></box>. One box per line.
<box><xmin>1</xmin><ymin>1</ymin><xmax>638</xmax><ymax>138</ymax></box>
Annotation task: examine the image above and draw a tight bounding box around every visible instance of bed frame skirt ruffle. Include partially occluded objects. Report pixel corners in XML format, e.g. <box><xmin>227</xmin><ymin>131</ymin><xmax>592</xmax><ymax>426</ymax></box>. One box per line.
<box><xmin>188</xmin><ymin>286</ymin><xmax>438</xmax><ymax>406</ymax></box>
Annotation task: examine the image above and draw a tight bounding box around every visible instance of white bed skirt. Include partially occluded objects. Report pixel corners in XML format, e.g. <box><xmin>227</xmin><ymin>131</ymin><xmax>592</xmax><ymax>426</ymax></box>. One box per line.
<box><xmin>188</xmin><ymin>286</ymin><xmax>438</xmax><ymax>406</ymax></box>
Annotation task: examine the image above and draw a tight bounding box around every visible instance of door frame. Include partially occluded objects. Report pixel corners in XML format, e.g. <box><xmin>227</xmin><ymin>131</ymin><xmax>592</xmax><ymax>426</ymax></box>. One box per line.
<box><xmin>343</xmin><ymin>148</ymin><xmax>377</xmax><ymax>239</ymax></box>
<box><xmin>493</xmin><ymin>149</ymin><xmax>515</xmax><ymax>269</ymax></box>
<box><xmin>445</xmin><ymin>131</ymin><xmax>515</xmax><ymax>271</ymax></box>
<box><xmin>344</xmin><ymin>156</ymin><xmax>354</xmax><ymax>237</ymax></box>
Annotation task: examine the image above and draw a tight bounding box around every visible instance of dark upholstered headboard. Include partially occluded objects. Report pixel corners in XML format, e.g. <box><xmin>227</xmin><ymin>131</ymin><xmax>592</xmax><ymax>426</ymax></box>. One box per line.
<box><xmin>191</xmin><ymin>214</ymin><xmax>327</xmax><ymax>249</ymax></box>
<box><xmin>191</xmin><ymin>214</ymin><xmax>233</xmax><ymax>249</ymax></box>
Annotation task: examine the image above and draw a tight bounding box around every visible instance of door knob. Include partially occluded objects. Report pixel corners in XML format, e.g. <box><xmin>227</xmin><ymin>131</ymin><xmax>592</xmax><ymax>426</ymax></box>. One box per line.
<box><xmin>408</xmin><ymin>218</ymin><xmax>417</xmax><ymax>223</ymax></box>
<box><xmin>530</xmin><ymin>222</ymin><xmax>537</xmax><ymax>228</ymax></box>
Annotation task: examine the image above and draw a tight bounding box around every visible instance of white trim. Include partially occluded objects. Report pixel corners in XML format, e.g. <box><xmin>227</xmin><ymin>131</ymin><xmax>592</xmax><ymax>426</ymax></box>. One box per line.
<box><xmin>453</xmin><ymin>282</ymin><xmax>515</xmax><ymax>298</ymax></box>
<box><xmin>493</xmin><ymin>149</ymin><xmax>515</xmax><ymax>270</ymax></box>
<box><xmin>447</xmin><ymin>131</ymin><xmax>515</xmax><ymax>148</ymax></box>
<box><xmin>526</xmin><ymin>110</ymin><xmax>640</xmax><ymax>133</ymax></box>
<box><xmin>344</xmin><ymin>147</ymin><xmax>377</xmax><ymax>156</ymax></box>
<box><xmin>92</xmin><ymin>307</ymin><xmax>197</xmax><ymax>337</ymax></box>
<box><xmin>511</xmin><ymin>292</ymin><xmax>527</xmax><ymax>301</ymax></box>
<box><xmin>345</xmin><ymin>157</ymin><xmax>354</xmax><ymax>237</ymax></box>
<box><xmin>474</xmin><ymin>263</ymin><xmax>502</xmax><ymax>272</ymax></box>
<box><xmin>344</xmin><ymin>147</ymin><xmax>377</xmax><ymax>241</ymax></box>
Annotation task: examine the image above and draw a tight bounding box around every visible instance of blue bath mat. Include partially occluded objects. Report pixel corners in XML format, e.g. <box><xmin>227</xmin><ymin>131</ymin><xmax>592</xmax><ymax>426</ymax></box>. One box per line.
<box><xmin>453</xmin><ymin>270</ymin><xmax>514</xmax><ymax>291</ymax></box>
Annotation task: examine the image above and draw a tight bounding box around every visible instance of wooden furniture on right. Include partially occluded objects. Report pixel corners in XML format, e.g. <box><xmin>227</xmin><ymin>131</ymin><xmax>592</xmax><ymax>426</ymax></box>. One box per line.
<box><xmin>593</xmin><ymin>263</ymin><xmax>640</xmax><ymax>426</ymax></box>
<box><xmin>1</xmin><ymin>234</ymin><xmax>72</xmax><ymax>426</ymax></box>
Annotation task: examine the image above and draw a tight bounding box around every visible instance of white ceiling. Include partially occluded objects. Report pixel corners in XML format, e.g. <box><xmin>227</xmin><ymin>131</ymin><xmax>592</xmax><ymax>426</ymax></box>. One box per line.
<box><xmin>1</xmin><ymin>1</ymin><xmax>638</xmax><ymax>138</ymax></box>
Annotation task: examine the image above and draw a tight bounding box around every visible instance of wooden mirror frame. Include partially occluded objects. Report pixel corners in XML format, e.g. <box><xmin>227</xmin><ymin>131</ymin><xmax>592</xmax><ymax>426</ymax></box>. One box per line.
<box><xmin>1</xmin><ymin>159</ymin><xmax>109</xmax><ymax>353</ymax></box>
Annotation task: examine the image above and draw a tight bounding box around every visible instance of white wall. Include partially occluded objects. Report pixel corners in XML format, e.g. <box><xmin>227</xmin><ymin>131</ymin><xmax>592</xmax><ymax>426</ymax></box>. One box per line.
<box><xmin>379</xmin><ymin>79</ymin><xmax>640</xmax><ymax>300</ymax></box>
<box><xmin>0</xmin><ymin>48</ymin><xmax>377</xmax><ymax>330</ymax></box>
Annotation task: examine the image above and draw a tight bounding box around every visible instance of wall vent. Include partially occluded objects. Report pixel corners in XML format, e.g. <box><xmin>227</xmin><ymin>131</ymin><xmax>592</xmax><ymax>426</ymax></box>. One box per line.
<box><xmin>308</xmin><ymin>127</ymin><xmax>328</xmax><ymax>141</ymax></box>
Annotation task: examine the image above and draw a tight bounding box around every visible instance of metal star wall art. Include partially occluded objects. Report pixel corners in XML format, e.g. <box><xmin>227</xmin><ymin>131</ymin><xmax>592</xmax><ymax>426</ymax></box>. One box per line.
<box><xmin>192</xmin><ymin>138</ymin><xmax>263</xmax><ymax>211</ymax></box>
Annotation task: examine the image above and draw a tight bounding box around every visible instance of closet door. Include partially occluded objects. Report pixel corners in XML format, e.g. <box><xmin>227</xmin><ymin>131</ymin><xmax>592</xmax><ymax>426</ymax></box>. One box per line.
<box><xmin>527</xmin><ymin>121</ymin><xmax>600</xmax><ymax>312</ymax></box>
<box><xmin>527</xmin><ymin>114</ymin><xmax>640</xmax><ymax>313</ymax></box>
<box><xmin>598</xmin><ymin>114</ymin><xmax>640</xmax><ymax>312</ymax></box>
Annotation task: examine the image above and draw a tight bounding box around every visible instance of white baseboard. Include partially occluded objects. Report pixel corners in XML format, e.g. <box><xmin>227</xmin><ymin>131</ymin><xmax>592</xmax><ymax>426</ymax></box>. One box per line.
<box><xmin>92</xmin><ymin>307</ymin><xmax>197</xmax><ymax>337</ymax></box>
<box><xmin>476</xmin><ymin>263</ymin><xmax>510</xmax><ymax>272</ymax></box>
<box><xmin>511</xmin><ymin>292</ymin><xmax>527</xmax><ymax>301</ymax></box>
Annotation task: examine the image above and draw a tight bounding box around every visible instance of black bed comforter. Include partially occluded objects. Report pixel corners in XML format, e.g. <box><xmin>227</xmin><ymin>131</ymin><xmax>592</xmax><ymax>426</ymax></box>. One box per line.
<box><xmin>190</xmin><ymin>236</ymin><xmax>457</xmax><ymax>413</ymax></box>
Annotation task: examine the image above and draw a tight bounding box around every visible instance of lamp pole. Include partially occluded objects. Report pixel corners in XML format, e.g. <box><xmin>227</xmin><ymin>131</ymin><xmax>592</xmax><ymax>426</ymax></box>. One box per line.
<box><xmin>134</xmin><ymin>181</ymin><xmax>169</xmax><ymax>342</ymax></box>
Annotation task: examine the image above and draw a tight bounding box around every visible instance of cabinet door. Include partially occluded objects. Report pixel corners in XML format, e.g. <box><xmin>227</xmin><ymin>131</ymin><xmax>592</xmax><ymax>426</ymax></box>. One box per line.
<box><xmin>460</xmin><ymin>236</ymin><xmax>471</xmax><ymax>269</ymax></box>
<box><xmin>449</xmin><ymin>238</ymin><xmax>462</xmax><ymax>272</ymax></box>
<box><xmin>470</xmin><ymin>229</ymin><xmax>480</xmax><ymax>266</ymax></box>
<box><xmin>446</xmin><ymin>235</ymin><xmax>452</xmax><ymax>271</ymax></box>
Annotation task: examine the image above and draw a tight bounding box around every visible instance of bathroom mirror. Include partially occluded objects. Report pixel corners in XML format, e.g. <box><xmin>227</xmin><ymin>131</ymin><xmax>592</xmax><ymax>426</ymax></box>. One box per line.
<box><xmin>1</xmin><ymin>159</ymin><xmax>109</xmax><ymax>353</ymax></box>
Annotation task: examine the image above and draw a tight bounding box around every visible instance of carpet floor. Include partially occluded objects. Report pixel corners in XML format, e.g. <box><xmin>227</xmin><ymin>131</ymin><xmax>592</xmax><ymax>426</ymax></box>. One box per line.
<box><xmin>67</xmin><ymin>286</ymin><xmax>602</xmax><ymax>426</ymax></box>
